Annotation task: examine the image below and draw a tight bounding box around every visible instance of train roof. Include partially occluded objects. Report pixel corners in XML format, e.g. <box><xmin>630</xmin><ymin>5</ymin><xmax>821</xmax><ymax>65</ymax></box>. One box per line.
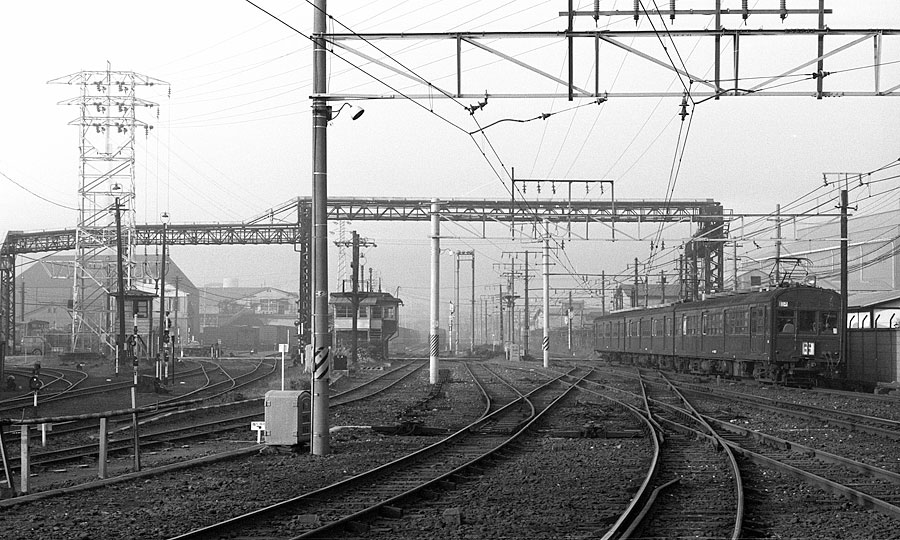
<box><xmin>596</xmin><ymin>285</ymin><xmax>839</xmax><ymax>320</ymax></box>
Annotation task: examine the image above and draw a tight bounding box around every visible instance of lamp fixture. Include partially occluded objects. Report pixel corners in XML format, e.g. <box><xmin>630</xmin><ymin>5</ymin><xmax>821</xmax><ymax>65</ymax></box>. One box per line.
<box><xmin>331</xmin><ymin>102</ymin><xmax>365</xmax><ymax>121</ymax></box>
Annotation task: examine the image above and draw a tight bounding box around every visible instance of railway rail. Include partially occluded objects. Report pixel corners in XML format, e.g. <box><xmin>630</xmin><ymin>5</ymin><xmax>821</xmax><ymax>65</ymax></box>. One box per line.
<box><xmin>0</xmin><ymin>359</ymin><xmax>430</xmax><ymax>486</ymax></box>
<box><xmin>606</xmin><ymin>367</ymin><xmax>900</xmax><ymax>524</ymax></box>
<box><xmin>166</xmin><ymin>367</ymin><xmax>585</xmax><ymax>539</ymax></box>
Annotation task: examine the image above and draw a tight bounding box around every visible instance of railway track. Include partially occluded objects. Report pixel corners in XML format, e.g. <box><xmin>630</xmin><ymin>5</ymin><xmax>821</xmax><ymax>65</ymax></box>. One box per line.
<box><xmin>615</xmin><ymin>372</ymin><xmax>742</xmax><ymax>540</ymax></box>
<box><xmin>696</xmin><ymin>399</ymin><xmax>900</xmax><ymax>521</ymax></box>
<box><xmin>676</xmin><ymin>382</ymin><xmax>900</xmax><ymax>440</ymax></box>
<box><xmin>166</xmin><ymin>367</ymin><xmax>585</xmax><ymax>540</ymax></box>
<box><xmin>0</xmin><ymin>360</ymin><xmax>431</xmax><ymax>481</ymax></box>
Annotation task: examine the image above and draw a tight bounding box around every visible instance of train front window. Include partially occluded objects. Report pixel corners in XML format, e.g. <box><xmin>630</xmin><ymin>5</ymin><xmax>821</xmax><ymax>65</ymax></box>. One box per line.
<box><xmin>777</xmin><ymin>309</ymin><xmax>795</xmax><ymax>333</ymax></box>
<box><xmin>797</xmin><ymin>310</ymin><xmax>816</xmax><ymax>333</ymax></box>
<box><xmin>820</xmin><ymin>311</ymin><xmax>838</xmax><ymax>334</ymax></box>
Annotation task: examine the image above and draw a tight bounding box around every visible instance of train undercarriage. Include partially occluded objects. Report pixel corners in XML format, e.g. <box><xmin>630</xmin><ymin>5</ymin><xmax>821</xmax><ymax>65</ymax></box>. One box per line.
<box><xmin>597</xmin><ymin>350</ymin><xmax>838</xmax><ymax>389</ymax></box>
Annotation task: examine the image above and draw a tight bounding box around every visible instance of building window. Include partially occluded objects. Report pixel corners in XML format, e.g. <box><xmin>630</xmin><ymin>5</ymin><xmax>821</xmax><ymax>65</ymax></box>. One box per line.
<box><xmin>134</xmin><ymin>299</ymin><xmax>149</xmax><ymax>318</ymax></box>
<box><xmin>383</xmin><ymin>306</ymin><xmax>395</xmax><ymax>320</ymax></box>
<box><xmin>335</xmin><ymin>305</ymin><xmax>354</xmax><ymax>318</ymax></box>
<box><xmin>370</xmin><ymin>306</ymin><xmax>383</xmax><ymax>319</ymax></box>
<box><xmin>750</xmin><ymin>275</ymin><xmax>762</xmax><ymax>287</ymax></box>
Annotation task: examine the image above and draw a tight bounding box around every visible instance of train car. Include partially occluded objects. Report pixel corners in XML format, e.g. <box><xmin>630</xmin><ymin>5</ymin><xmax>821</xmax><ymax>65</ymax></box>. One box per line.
<box><xmin>594</xmin><ymin>285</ymin><xmax>842</xmax><ymax>386</ymax></box>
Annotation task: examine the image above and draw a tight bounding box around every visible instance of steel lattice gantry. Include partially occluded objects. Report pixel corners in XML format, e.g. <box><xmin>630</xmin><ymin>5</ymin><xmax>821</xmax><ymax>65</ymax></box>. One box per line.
<box><xmin>1</xmin><ymin>196</ymin><xmax>722</xmax><ymax>350</ymax></box>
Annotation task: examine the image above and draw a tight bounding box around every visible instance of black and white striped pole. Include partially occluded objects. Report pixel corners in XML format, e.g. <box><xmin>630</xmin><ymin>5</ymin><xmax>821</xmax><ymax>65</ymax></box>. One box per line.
<box><xmin>542</xmin><ymin>218</ymin><xmax>550</xmax><ymax>368</ymax></box>
<box><xmin>429</xmin><ymin>198</ymin><xmax>441</xmax><ymax>384</ymax></box>
<box><xmin>310</xmin><ymin>0</ymin><xmax>330</xmax><ymax>456</ymax></box>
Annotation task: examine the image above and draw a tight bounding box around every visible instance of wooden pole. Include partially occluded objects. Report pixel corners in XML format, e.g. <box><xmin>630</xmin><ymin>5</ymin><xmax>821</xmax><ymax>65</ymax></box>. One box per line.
<box><xmin>98</xmin><ymin>417</ymin><xmax>108</xmax><ymax>479</ymax></box>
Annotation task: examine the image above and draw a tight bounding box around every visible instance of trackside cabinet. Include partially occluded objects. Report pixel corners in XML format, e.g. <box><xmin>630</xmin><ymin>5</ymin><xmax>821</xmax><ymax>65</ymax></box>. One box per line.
<box><xmin>263</xmin><ymin>390</ymin><xmax>312</xmax><ymax>446</ymax></box>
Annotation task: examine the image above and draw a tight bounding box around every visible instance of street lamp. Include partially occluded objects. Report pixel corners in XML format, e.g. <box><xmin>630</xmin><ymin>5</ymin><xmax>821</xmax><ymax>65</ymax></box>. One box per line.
<box><xmin>331</xmin><ymin>102</ymin><xmax>365</xmax><ymax>121</ymax></box>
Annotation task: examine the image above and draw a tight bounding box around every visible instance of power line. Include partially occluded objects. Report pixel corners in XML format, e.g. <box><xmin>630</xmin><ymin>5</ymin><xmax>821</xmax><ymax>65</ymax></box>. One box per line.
<box><xmin>0</xmin><ymin>170</ymin><xmax>77</xmax><ymax>211</ymax></box>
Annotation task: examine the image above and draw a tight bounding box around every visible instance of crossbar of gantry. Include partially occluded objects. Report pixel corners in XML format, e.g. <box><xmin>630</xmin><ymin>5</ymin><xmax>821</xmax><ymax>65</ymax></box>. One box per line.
<box><xmin>0</xmin><ymin>197</ymin><xmax>723</xmax><ymax>349</ymax></box>
<box><xmin>246</xmin><ymin>196</ymin><xmax>725</xmax><ymax>224</ymax></box>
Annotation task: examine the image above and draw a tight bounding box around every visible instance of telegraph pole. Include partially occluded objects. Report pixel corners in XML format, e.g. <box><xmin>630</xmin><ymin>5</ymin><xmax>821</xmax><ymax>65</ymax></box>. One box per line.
<box><xmin>454</xmin><ymin>253</ymin><xmax>460</xmax><ymax>356</ymax></box>
<box><xmin>523</xmin><ymin>252</ymin><xmax>530</xmax><ymax>357</ymax></box>
<box><xmin>114</xmin><ymin>199</ymin><xmax>126</xmax><ymax>377</ymax></box>
<box><xmin>840</xmin><ymin>189</ymin><xmax>849</xmax><ymax>373</ymax></box>
<box><xmin>157</xmin><ymin>214</ymin><xmax>168</xmax><ymax>382</ymax></box>
<box><xmin>429</xmin><ymin>199</ymin><xmax>441</xmax><ymax>384</ymax></box>
<box><xmin>311</xmin><ymin>0</ymin><xmax>331</xmax><ymax>456</ymax></box>
<box><xmin>632</xmin><ymin>257</ymin><xmax>639</xmax><ymax>307</ymax></box>
<box><xmin>334</xmin><ymin>231</ymin><xmax>375</xmax><ymax>367</ymax></box>
<box><xmin>542</xmin><ymin>219</ymin><xmax>550</xmax><ymax>368</ymax></box>
<box><xmin>774</xmin><ymin>203</ymin><xmax>782</xmax><ymax>285</ymax></box>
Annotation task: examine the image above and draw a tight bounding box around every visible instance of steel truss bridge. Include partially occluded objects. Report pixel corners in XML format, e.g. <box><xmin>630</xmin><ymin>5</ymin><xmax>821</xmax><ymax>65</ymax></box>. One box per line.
<box><xmin>0</xmin><ymin>196</ymin><xmax>724</xmax><ymax>350</ymax></box>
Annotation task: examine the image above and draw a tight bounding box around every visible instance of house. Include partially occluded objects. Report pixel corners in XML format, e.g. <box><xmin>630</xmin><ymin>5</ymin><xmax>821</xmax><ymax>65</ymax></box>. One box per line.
<box><xmin>199</xmin><ymin>286</ymin><xmax>299</xmax><ymax>351</ymax></box>
<box><xmin>16</xmin><ymin>255</ymin><xmax>199</xmax><ymax>355</ymax></box>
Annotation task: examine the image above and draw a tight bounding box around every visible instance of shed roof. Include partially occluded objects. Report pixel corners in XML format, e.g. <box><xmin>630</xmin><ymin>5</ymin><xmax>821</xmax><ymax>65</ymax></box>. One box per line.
<box><xmin>848</xmin><ymin>290</ymin><xmax>900</xmax><ymax>310</ymax></box>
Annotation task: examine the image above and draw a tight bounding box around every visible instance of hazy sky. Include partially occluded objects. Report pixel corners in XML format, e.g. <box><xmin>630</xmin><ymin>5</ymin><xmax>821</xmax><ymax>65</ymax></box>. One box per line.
<box><xmin>1</xmin><ymin>1</ymin><xmax>899</xmax><ymax>329</ymax></box>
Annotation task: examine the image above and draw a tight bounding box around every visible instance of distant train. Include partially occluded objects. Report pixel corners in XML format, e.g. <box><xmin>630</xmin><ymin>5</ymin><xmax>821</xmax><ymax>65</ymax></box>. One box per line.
<box><xmin>588</xmin><ymin>285</ymin><xmax>842</xmax><ymax>386</ymax></box>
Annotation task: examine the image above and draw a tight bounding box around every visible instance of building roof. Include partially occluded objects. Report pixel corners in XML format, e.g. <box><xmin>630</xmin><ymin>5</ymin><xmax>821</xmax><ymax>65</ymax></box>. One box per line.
<box><xmin>329</xmin><ymin>291</ymin><xmax>403</xmax><ymax>306</ymax></box>
<box><xmin>848</xmin><ymin>290</ymin><xmax>900</xmax><ymax>310</ymax></box>
<box><xmin>19</xmin><ymin>255</ymin><xmax>197</xmax><ymax>292</ymax></box>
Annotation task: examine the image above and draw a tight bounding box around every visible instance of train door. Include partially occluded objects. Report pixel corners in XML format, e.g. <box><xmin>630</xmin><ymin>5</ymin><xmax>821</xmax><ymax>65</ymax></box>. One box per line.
<box><xmin>749</xmin><ymin>306</ymin><xmax>763</xmax><ymax>354</ymax></box>
<box><xmin>700</xmin><ymin>311</ymin><xmax>709</xmax><ymax>353</ymax></box>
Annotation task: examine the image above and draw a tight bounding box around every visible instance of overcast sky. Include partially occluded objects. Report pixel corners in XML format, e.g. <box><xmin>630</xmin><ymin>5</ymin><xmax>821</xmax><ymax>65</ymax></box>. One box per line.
<box><xmin>1</xmin><ymin>1</ymin><xmax>899</xmax><ymax>330</ymax></box>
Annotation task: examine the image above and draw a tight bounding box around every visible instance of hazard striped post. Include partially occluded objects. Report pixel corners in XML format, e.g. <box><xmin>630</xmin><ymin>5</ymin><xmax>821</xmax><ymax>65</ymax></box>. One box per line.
<box><xmin>310</xmin><ymin>0</ymin><xmax>331</xmax><ymax>456</ymax></box>
<box><xmin>429</xmin><ymin>198</ymin><xmax>441</xmax><ymax>384</ymax></box>
<box><xmin>542</xmin><ymin>218</ymin><xmax>550</xmax><ymax>368</ymax></box>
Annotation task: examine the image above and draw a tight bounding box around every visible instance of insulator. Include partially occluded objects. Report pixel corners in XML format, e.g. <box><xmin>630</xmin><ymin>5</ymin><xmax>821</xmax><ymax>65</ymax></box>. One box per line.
<box><xmin>742</xmin><ymin>0</ymin><xmax>749</xmax><ymax>20</ymax></box>
<box><xmin>780</xmin><ymin>0</ymin><xmax>787</xmax><ymax>21</ymax></box>
<box><xmin>634</xmin><ymin>0</ymin><xmax>640</xmax><ymax>23</ymax></box>
<box><xmin>670</xmin><ymin>0</ymin><xmax>676</xmax><ymax>22</ymax></box>
<box><xmin>537</xmin><ymin>182</ymin><xmax>541</xmax><ymax>194</ymax></box>
<box><xmin>551</xmin><ymin>182</ymin><xmax>557</xmax><ymax>194</ymax></box>
<box><xmin>593</xmin><ymin>0</ymin><xmax>600</xmax><ymax>23</ymax></box>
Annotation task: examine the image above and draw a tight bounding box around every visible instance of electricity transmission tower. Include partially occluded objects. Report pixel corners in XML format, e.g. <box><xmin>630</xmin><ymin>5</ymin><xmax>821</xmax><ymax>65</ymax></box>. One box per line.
<box><xmin>49</xmin><ymin>66</ymin><xmax>167</xmax><ymax>353</ymax></box>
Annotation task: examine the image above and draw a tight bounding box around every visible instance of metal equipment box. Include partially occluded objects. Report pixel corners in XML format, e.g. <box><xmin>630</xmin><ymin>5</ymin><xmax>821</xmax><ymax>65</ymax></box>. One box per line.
<box><xmin>263</xmin><ymin>390</ymin><xmax>312</xmax><ymax>446</ymax></box>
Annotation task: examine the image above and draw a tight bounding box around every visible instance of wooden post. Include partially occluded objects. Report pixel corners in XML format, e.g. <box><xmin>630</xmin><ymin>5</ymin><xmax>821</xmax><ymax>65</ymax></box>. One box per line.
<box><xmin>19</xmin><ymin>425</ymin><xmax>28</xmax><ymax>494</ymax></box>
<box><xmin>98</xmin><ymin>417</ymin><xmax>108</xmax><ymax>479</ymax></box>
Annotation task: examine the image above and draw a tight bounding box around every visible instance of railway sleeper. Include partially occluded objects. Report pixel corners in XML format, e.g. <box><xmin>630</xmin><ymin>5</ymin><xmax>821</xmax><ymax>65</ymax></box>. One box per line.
<box><xmin>379</xmin><ymin>505</ymin><xmax>403</xmax><ymax>519</ymax></box>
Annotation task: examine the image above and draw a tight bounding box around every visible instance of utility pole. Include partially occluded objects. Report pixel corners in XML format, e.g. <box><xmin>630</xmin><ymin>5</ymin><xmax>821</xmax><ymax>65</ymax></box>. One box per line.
<box><xmin>498</xmin><ymin>283</ymin><xmax>504</xmax><ymax>347</ymax></box>
<box><xmin>523</xmin><ymin>252</ymin><xmax>530</xmax><ymax>357</ymax></box>
<box><xmin>774</xmin><ymin>203</ymin><xmax>782</xmax><ymax>285</ymax></box>
<box><xmin>644</xmin><ymin>270</ymin><xmax>649</xmax><ymax>307</ymax></box>
<box><xmin>601</xmin><ymin>270</ymin><xmax>606</xmax><ymax>315</ymax></box>
<box><xmin>429</xmin><ymin>199</ymin><xmax>441</xmax><ymax>384</ymax></box>
<box><xmin>334</xmin><ymin>231</ymin><xmax>375</xmax><ymax>367</ymax></box>
<box><xmin>311</xmin><ymin>0</ymin><xmax>331</xmax><ymax>456</ymax></box>
<box><xmin>157</xmin><ymin>213</ymin><xmax>168</xmax><ymax>382</ymax></box>
<box><xmin>660</xmin><ymin>271</ymin><xmax>666</xmax><ymax>304</ymax></box>
<box><xmin>632</xmin><ymin>257</ymin><xmax>639</xmax><ymax>308</ymax></box>
<box><xmin>470</xmin><ymin>253</ymin><xmax>475</xmax><ymax>354</ymax></box>
<box><xmin>542</xmin><ymin>219</ymin><xmax>550</xmax><ymax>368</ymax></box>
<box><xmin>567</xmin><ymin>291</ymin><xmax>573</xmax><ymax>351</ymax></box>
<box><xmin>173</xmin><ymin>275</ymin><xmax>179</xmax><ymax>381</ymax></box>
<box><xmin>454</xmin><ymin>253</ymin><xmax>460</xmax><ymax>356</ymax></box>
<box><xmin>114</xmin><ymin>198</ymin><xmax>126</xmax><ymax>378</ymax></box>
<box><xmin>733</xmin><ymin>240</ymin><xmax>740</xmax><ymax>291</ymax></box>
<box><xmin>840</xmin><ymin>189</ymin><xmax>849</xmax><ymax>374</ymax></box>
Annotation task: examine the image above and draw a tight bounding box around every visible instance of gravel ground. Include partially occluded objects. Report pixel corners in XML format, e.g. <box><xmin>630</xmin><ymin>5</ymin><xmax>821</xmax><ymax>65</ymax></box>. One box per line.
<box><xmin>5</xmin><ymin>359</ymin><xmax>899</xmax><ymax>539</ymax></box>
<box><xmin>361</xmin><ymin>392</ymin><xmax>653</xmax><ymax>540</ymax></box>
